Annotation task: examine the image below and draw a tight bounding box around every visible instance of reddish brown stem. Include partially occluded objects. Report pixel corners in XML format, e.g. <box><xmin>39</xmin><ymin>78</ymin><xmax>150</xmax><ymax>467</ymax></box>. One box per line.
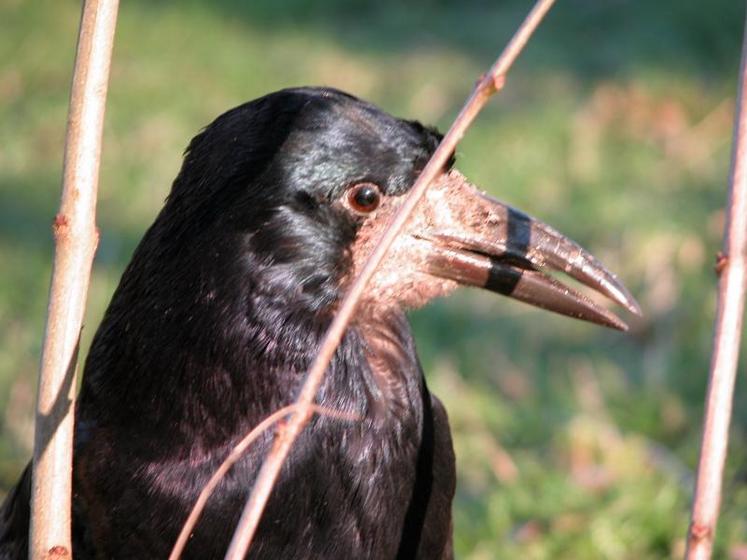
<box><xmin>29</xmin><ymin>1</ymin><xmax>119</xmax><ymax>558</ymax></box>
<box><xmin>685</xmin><ymin>9</ymin><xmax>747</xmax><ymax>560</ymax></box>
<box><xmin>223</xmin><ymin>1</ymin><xmax>557</xmax><ymax>557</ymax></box>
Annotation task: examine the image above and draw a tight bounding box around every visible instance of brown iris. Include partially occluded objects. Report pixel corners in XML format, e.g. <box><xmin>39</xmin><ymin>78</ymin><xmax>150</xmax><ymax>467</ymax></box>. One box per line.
<box><xmin>346</xmin><ymin>183</ymin><xmax>381</xmax><ymax>215</ymax></box>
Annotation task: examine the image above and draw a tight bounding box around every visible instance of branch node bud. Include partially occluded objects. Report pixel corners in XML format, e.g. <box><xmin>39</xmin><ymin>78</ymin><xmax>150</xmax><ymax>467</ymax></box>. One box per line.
<box><xmin>53</xmin><ymin>213</ymin><xmax>70</xmax><ymax>240</ymax></box>
<box><xmin>688</xmin><ymin>521</ymin><xmax>713</xmax><ymax>543</ymax></box>
<box><xmin>493</xmin><ymin>74</ymin><xmax>506</xmax><ymax>91</ymax></box>
<box><xmin>45</xmin><ymin>546</ymin><xmax>71</xmax><ymax>560</ymax></box>
<box><xmin>715</xmin><ymin>251</ymin><xmax>729</xmax><ymax>276</ymax></box>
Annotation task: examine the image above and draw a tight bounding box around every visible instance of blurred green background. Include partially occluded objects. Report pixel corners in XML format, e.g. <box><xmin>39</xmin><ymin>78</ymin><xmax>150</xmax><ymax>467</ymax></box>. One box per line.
<box><xmin>2</xmin><ymin>0</ymin><xmax>746</xmax><ymax>557</ymax></box>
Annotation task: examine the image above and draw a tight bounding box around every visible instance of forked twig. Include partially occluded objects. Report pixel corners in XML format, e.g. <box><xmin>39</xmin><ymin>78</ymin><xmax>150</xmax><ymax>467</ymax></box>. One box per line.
<box><xmin>685</xmin><ymin>9</ymin><xmax>747</xmax><ymax>560</ymax></box>
<box><xmin>169</xmin><ymin>404</ymin><xmax>357</xmax><ymax>560</ymax></box>
<box><xmin>223</xmin><ymin>1</ymin><xmax>557</xmax><ymax>557</ymax></box>
<box><xmin>30</xmin><ymin>1</ymin><xmax>119</xmax><ymax>558</ymax></box>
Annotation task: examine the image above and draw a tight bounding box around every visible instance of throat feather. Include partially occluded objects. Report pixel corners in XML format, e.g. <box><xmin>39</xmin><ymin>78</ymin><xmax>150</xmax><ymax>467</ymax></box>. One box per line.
<box><xmin>356</xmin><ymin>310</ymin><xmax>420</xmax><ymax>419</ymax></box>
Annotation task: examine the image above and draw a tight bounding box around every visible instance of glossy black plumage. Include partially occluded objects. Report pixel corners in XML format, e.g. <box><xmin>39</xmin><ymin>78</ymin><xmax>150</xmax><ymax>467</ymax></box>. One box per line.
<box><xmin>1</xmin><ymin>88</ymin><xmax>457</xmax><ymax>559</ymax></box>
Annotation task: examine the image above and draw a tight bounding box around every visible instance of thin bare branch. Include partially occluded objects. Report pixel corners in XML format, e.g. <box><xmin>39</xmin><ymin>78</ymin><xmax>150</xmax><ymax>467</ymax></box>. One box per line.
<box><xmin>685</xmin><ymin>9</ymin><xmax>747</xmax><ymax>560</ymax></box>
<box><xmin>169</xmin><ymin>405</ymin><xmax>357</xmax><ymax>560</ymax></box>
<box><xmin>223</xmin><ymin>1</ymin><xmax>557</xmax><ymax>557</ymax></box>
<box><xmin>29</xmin><ymin>1</ymin><xmax>119</xmax><ymax>558</ymax></box>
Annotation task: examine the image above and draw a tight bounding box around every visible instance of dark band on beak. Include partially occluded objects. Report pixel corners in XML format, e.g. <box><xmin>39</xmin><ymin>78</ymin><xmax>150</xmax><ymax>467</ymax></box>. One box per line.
<box><xmin>485</xmin><ymin>259</ymin><xmax>522</xmax><ymax>295</ymax></box>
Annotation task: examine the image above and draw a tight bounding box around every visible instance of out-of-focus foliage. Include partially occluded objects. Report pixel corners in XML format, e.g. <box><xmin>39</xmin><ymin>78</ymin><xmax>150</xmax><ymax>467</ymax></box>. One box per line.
<box><xmin>1</xmin><ymin>0</ymin><xmax>745</xmax><ymax>557</ymax></box>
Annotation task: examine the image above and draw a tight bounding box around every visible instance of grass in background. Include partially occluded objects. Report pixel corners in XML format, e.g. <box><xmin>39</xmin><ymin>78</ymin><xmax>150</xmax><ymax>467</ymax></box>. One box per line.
<box><xmin>1</xmin><ymin>0</ymin><xmax>746</xmax><ymax>557</ymax></box>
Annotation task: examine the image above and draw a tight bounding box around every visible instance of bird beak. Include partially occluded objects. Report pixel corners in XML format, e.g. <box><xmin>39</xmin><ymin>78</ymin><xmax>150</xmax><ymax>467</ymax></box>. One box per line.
<box><xmin>414</xmin><ymin>171</ymin><xmax>641</xmax><ymax>331</ymax></box>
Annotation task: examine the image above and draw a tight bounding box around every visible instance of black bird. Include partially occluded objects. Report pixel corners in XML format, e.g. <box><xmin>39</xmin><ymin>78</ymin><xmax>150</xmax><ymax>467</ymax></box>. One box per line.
<box><xmin>0</xmin><ymin>87</ymin><xmax>639</xmax><ymax>559</ymax></box>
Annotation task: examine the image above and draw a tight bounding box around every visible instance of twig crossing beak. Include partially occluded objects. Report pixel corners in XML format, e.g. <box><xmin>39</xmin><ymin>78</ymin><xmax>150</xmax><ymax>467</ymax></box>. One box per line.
<box><xmin>419</xmin><ymin>171</ymin><xmax>641</xmax><ymax>331</ymax></box>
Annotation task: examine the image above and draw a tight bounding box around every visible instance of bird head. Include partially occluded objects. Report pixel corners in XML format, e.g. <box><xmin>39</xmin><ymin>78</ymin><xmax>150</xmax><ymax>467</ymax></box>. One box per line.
<box><xmin>144</xmin><ymin>87</ymin><xmax>639</xmax><ymax>333</ymax></box>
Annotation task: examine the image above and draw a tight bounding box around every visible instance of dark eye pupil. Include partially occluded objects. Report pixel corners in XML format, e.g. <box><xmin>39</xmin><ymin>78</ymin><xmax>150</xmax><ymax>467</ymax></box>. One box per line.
<box><xmin>354</xmin><ymin>186</ymin><xmax>378</xmax><ymax>208</ymax></box>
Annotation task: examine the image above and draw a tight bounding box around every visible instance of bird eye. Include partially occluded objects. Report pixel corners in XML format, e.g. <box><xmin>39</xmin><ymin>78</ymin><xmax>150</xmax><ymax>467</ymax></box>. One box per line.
<box><xmin>346</xmin><ymin>183</ymin><xmax>382</xmax><ymax>215</ymax></box>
